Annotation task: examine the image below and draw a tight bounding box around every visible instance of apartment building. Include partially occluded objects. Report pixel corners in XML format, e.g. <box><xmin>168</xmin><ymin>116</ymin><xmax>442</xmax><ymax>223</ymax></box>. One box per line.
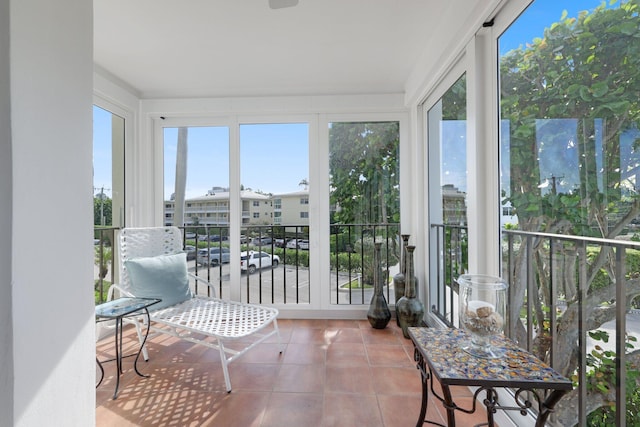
<box><xmin>272</xmin><ymin>190</ymin><xmax>309</xmax><ymax>225</ymax></box>
<box><xmin>164</xmin><ymin>189</ymin><xmax>273</xmax><ymax>226</ymax></box>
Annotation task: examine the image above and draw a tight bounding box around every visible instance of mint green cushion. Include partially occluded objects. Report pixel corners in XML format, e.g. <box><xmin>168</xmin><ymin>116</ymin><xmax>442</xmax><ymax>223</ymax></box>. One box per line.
<box><xmin>125</xmin><ymin>252</ymin><xmax>191</xmax><ymax>310</ymax></box>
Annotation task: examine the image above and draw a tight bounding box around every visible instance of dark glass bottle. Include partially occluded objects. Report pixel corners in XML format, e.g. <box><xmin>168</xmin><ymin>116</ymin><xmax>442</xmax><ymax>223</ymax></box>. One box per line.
<box><xmin>367</xmin><ymin>242</ymin><xmax>391</xmax><ymax>329</ymax></box>
<box><xmin>396</xmin><ymin>245</ymin><xmax>424</xmax><ymax>338</ymax></box>
<box><xmin>393</xmin><ymin>234</ymin><xmax>410</xmax><ymax>325</ymax></box>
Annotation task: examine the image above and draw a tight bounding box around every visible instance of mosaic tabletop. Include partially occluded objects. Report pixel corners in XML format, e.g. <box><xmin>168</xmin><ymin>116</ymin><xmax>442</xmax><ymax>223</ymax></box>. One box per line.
<box><xmin>408</xmin><ymin>327</ymin><xmax>573</xmax><ymax>390</ymax></box>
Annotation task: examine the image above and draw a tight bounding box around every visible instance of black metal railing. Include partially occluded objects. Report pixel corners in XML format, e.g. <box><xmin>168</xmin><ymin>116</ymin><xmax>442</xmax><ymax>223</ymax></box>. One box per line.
<box><xmin>93</xmin><ymin>227</ymin><xmax>118</xmax><ymax>304</ymax></box>
<box><xmin>330</xmin><ymin>223</ymin><xmax>400</xmax><ymax>305</ymax></box>
<box><xmin>430</xmin><ymin>223</ymin><xmax>640</xmax><ymax>426</ymax></box>
<box><xmin>177</xmin><ymin>223</ymin><xmax>401</xmax><ymax>305</ymax></box>
<box><xmin>95</xmin><ymin>223</ymin><xmax>401</xmax><ymax>306</ymax></box>
<box><xmin>429</xmin><ymin>224</ymin><xmax>468</xmax><ymax>325</ymax></box>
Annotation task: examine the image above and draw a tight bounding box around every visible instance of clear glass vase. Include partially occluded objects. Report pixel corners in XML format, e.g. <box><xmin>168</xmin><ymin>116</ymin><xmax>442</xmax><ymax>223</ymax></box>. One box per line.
<box><xmin>457</xmin><ymin>274</ymin><xmax>508</xmax><ymax>358</ymax></box>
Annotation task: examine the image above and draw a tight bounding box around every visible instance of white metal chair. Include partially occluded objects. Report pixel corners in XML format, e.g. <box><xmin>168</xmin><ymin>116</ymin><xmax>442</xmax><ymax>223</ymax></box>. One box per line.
<box><xmin>110</xmin><ymin>226</ymin><xmax>282</xmax><ymax>392</ymax></box>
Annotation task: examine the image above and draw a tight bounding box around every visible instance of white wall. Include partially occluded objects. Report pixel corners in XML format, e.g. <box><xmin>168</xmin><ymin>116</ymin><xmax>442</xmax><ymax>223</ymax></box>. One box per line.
<box><xmin>8</xmin><ymin>0</ymin><xmax>95</xmax><ymax>425</ymax></box>
<box><xmin>0</xmin><ymin>0</ymin><xmax>14</xmax><ymax>424</ymax></box>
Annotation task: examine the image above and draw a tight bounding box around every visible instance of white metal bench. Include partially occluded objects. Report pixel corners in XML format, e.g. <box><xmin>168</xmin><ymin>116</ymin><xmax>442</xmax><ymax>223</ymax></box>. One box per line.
<box><xmin>110</xmin><ymin>226</ymin><xmax>282</xmax><ymax>392</ymax></box>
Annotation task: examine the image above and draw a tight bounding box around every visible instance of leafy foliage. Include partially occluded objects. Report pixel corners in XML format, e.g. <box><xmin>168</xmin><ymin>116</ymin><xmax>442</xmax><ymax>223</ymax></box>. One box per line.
<box><xmin>329</xmin><ymin>122</ymin><xmax>400</xmax><ymax>225</ymax></box>
<box><xmin>583</xmin><ymin>330</ymin><xmax>640</xmax><ymax>425</ymax></box>
<box><xmin>499</xmin><ymin>1</ymin><xmax>640</xmax><ymax>422</ymax></box>
<box><xmin>501</xmin><ymin>0</ymin><xmax>640</xmax><ymax>233</ymax></box>
<box><xmin>94</xmin><ymin>196</ymin><xmax>112</xmax><ymax>226</ymax></box>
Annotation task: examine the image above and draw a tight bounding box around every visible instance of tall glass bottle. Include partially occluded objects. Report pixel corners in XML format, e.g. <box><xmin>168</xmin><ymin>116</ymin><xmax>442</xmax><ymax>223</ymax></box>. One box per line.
<box><xmin>367</xmin><ymin>242</ymin><xmax>391</xmax><ymax>329</ymax></box>
<box><xmin>396</xmin><ymin>245</ymin><xmax>424</xmax><ymax>338</ymax></box>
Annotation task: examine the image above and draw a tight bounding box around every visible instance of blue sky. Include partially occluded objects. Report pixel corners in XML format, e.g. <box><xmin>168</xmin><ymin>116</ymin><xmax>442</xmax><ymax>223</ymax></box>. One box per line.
<box><xmin>94</xmin><ymin>0</ymin><xmax>611</xmax><ymax>199</ymax></box>
<box><xmin>93</xmin><ymin>105</ymin><xmax>115</xmax><ymax>197</ymax></box>
<box><xmin>163</xmin><ymin>123</ymin><xmax>309</xmax><ymax>199</ymax></box>
<box><xmin>499</xmin><ymin>0</ymin><xmax>606</xmax><ymax>54</ymax></box>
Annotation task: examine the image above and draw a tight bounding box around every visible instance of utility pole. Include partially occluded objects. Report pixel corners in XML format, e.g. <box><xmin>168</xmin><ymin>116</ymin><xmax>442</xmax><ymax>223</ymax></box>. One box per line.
<box><xmin>549</xmin><ymin>175</ymin><xmax>564</xmax><ymax>195</ymax></box>
<box><xmin>94</xmin><ymin>186</ymin><xmax>110</xmax><ymax>226</ymax></box>
<box><xmin>100</xmin><ymin>186</ymin><xmax>105</xmax><ymax>226</ymax></box>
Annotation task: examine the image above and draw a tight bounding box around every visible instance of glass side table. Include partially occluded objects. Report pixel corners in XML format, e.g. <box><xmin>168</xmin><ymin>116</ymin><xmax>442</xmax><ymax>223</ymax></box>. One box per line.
<box><xmin>95</xmin><ymin>297</ymin><xmax>161</xmax><ymax>399</ymax></box>
<box><xmin>408</xmin><ymin>327</ymin><xmax>573</xmax><ymax>427</ymax></box>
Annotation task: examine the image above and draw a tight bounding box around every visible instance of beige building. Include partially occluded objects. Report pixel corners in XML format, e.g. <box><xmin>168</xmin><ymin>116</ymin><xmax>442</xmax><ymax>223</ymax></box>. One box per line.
<box><xmin>165</xmin><ymin>189</ymin><xmax>310</xmax><ymax>227</ymax></box>
<box><xmin>164</xmin><ymin>189</ymin><xmax>273</xmax><ymax>226</ymax></box>
<box><xmin>273</xmin><ymin>190</ymin><xmax>309</xmax><ymax>226</ymax></box>
<box><xmin>442</xmin><ymin>184</ymin><xmax>467</xmax><ymax>225</ymax></box>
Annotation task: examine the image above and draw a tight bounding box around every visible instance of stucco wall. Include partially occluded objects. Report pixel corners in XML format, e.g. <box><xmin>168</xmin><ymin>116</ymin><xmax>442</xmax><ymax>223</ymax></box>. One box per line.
<box><xmin>9</xmin><ymin>0</ymin><xmax>95</xmax><ymax>425</ymax></box>
<box><xmin>0</xmin><ymin>0</ymin><xmax>14</xmax><ymax>424</ymax></box>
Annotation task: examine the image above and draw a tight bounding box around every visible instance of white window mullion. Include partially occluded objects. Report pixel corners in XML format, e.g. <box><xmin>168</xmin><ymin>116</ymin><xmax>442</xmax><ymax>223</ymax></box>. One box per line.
<box><xmin>229</xmin><ymin>117</ymin><xmax>242</xmax><ymax>302</ymax></box>
<box><xmin>466</xmin><ymin>29</ymin><xmax>500</xmax><ymax>276</ymax></box>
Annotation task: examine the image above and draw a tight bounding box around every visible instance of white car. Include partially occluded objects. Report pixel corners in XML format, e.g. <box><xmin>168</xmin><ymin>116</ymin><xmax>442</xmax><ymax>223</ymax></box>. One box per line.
<box><xmin>286</xmin><ymin>238</ymin><xmax>309</xmax><ymax>250</ymax></box>
<box><xmin>240</xmin><ymin>251</ymin><xmax>280</xmax><ymax>274</ymax></box>
<box><xmin>286</xmin><ymin>239</ymin><xmax>299</xmax><ymax>249</ymax></box>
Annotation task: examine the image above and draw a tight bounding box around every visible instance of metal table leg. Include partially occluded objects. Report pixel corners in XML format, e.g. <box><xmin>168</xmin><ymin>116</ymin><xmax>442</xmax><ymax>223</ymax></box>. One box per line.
<box><xmin>107</xmin><ymin>308</ymin><xmax>152</xmax><ymax>399</ymax></box>
<box><xmin>132</xmin><ymin>308</ymin><xmax>152</xmax><ymax>378</ymax></box>
<box><xmin>535</xmin><ymin>390</ymin><xmax>569</xmax><ymax>427</ymax></box>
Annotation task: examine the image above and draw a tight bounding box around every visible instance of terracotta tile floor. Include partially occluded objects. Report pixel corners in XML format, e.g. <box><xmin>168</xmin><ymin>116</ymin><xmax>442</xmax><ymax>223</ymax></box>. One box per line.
<box><xmin>96</xmin><ymin>319</ymin><xmax>489</xmax><ymax>426</ymax></box>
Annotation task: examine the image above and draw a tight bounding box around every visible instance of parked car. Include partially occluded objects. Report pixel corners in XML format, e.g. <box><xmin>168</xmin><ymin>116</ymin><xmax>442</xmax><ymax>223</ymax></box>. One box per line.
<box><xmin>240</xmin><ymin>235</ymin><xmax>248</xmax><ymax>244</ymax></box>
<box><xmin>196</xmin><ymin>247</ymin><xmax>230</xmax><ymax>266</ymax></box>
<box><xmin>240</xmin><ymin>251</ymin><xmax>280</xmax><ymax>274</ymax></box>
<box><xmin>286</xmin><ymin>238</ymin><xmax>309</xmax><ymax>249</ymax></box>
<box><xmin>184</xmin><ymin>245</ymin><xmax>197</xmax><ymax>260</ymax></box>
<box><xmin>274</xmin><ymin>238</ymin><xmax>286</xmax><ymax>248</ymax></box>
<box><xmin>184</xmin><ymin>232</ymin><xmax>196</xmax><ymax>239</ymax></box>
<box><xmin>253</xmin><ymin>237</ymin><xmax>273</xmax><ymax>246</ymax></box>
<box><xmin>286</xmin><ymin>239</ymin><xmax>300</xmax><ymax>249</ymax></box>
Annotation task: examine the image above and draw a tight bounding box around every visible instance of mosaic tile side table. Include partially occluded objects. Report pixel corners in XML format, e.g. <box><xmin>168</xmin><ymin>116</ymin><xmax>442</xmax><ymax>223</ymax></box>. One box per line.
<box><xmin>408</xmin><ymin>327</ymin><xmax>573</xmax><ymax>427</ymax></box>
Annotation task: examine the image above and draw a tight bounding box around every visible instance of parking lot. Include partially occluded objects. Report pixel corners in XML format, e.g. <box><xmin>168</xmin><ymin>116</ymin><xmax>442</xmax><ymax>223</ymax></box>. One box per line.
<box><xmin>189</xmin><ymin>261</ymin><xmax>311</xmax><ymax>304</ymax></box>
<box><xmin>188</xmin><ymin>260</ymin><xmax>386</xmax><ymax>305</ymax></box>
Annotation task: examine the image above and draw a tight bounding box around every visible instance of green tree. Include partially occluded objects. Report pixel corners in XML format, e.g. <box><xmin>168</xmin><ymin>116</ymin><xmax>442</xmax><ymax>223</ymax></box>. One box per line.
<box><xmin>501</xmin><ymin>1</ymin><xmax>640</xmax><ymax>423</ymax></box>
<box><xmin>329</xmin><ymin>122</ymin><xmax>400</xmax><ymax>225</ymax></box>
<box><xmin>94</xmin><ymin>195</ymin><xmax>112</xmax><ymax>226</ymax></box>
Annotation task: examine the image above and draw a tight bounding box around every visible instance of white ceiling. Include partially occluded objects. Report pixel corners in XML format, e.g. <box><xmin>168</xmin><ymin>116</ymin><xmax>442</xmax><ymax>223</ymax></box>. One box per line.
<box><xmin>94</xmin><ymin>0</ymin><xmax>487</xmax><ymax>99</ymax></box>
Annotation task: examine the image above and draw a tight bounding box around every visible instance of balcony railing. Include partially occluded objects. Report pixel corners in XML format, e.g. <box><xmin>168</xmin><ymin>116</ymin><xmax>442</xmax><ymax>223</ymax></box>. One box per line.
<box><xmin>180</xmin><ymin>223</ymin><xmax>400</xmax><ymax>305</ymax></box>
<box><xmin>430</xmin><ymin>223</ymin><xmax>640</xmax><ymax>426</ymax></box>
<box><xmin>93</xmin><ymin>226</ymin><xmax>118</xmax><ymax>304</ymax></box>
<box><xmin>95</xmin><ymin>223</ymin><xmax>400</xmax><ymax>307</ymax></box>
<box><xmin>329</xmin><ymin>223</ymin><xmax>400</xmax><ymax>305</ymax></box>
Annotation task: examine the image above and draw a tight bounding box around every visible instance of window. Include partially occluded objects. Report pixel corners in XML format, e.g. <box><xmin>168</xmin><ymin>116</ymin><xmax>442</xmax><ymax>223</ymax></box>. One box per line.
<box><xmin>300</xmin><ymin>197</ymin><xmax>309</xmax><ymax>205</ymax></box>
<box><xmin>329</xmin><ymin>121</ymin><xmax>400</xmax><ymax>305</ymax></box>
<box><xmin>93</xmin><ymin>105</ymin><xmax>125</xmax><ymax>227</ymax></box>
<box><xmin>427</xmin><ymin>75</ymin><xmax>467</xmax><ymax>227</ymax></box>
<box><xmin>498</xmin><ymin>1</ymin><xmax>640</xmax><ymax>423</ymax></box>
<box><xmin>300</xmin><ymin>212</ymin><xmax>309</xmax><ymax>219</ymax></box>
<box><xmin>163</xmin><ymin>126</ymin><xmax>230</xmax><ymax>228</ymax></box>
<box><xmin>240</xmin><ymin>123</ymin><xmax>309</xmax><ymax>225</ymax></box>
<box><xmin>253</xmin><ymin>212</ymin><xmax>260</xmax><ymax>218</ymax></box>
<box><xmin>240</xmin><ymin>122</ymin><xmax>310</xmax><ymax>303</ymax></box>
<box><xmin>329</xmin><ymin>122</ymin><xmax>400</xmax><ymax>225</ymax></box>
<box><xmin>426</xmin><ymin>73</ymin><xmax>467</xmax><ymax>320</ymax></box>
